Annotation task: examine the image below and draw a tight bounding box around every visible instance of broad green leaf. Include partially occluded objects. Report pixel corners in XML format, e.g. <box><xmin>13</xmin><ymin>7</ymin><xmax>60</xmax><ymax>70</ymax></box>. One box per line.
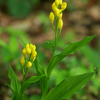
<box><xmin>39</xmin><ymin>76</ymin><xmax>48</xmax><ymax>99</ymax></box>
<box><xmin>44</xmin><ymin>72</ymin><xmax>94</xmax><ymax>100</ymax></box>
<box><xmin>11</xmin><ymin>94</ymin><xmax>28</xmax><ymax>100</ymax></box>
<box><xmin>34</xmin><ymin>59</ymin><xmax>44</xmax><ymax>74</ymax></box>
<box><xmin>8</xmin><ymin>66</ymin><xmax>21</xmax><ymax>96</ymax></box>
<box><xmin>12</xmin><ymin>96</ymin><xmax>16</xmax><ymax>100</ymax></box>
<box><xmin>19</xmin><ymin>39</ymin><xmax>26</xmax><ymax>48</ymax></box>
<box><xmin>34</xmin><ymin>59</ymin><xmax>48</xmax><ymax>98</ymax></box>
<box><xmin>22</xmin><ymin>95</ymin><xmax>28</xmax><ymax>100</ymax></box>
<box><xmin>21</xmin><ymin>75</ymin><xmax>45</xmax><ymax>94</ymax></box>
<box><xmin>5</xmin><ymin>81</ymin><xmax>12</xmax><ymax>91</ymax></box>
<box><xmin>30</xmin><ymin>95</ymin><xmax>40</xmax><ymax>100</ymax></box>
<box><xmin>12</xmin><ymin>96</ymin><xmax>22</xmax><ymax>100</ymax></box>
<box><xmin>47</xmin><ymin>35</ymin><xmax>96</xmax><ymax>76</ymax></box>
<box><xmin>12</xmin><ymin>95</ymin><xmax>24</xmax><ymax>100</ymax></box>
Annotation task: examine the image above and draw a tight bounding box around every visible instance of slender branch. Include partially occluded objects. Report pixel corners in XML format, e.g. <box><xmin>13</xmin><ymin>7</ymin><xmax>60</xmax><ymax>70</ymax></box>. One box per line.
<box><xmin>51</xmin><ymin>23</ymin><xmax>56</xmax><ymax>32</ymax></box>
<box><xmin>57</xmin><ymin>29</ymin><xmax>61</xmax><ymax>39</ymax></box>
<box><xmin>50</xmin><ymin>17</ymin><xmax>59</xmax><ymax>62</ymax></box>
<box><xmin>22</xmin><ymin>65</ymin><xmax>25</xmax><ymax>75</ymax></box>
<box><xmin>22</xmin><ymin>68</ymin><xmax>29</xmax><ymax>84</ymax></box>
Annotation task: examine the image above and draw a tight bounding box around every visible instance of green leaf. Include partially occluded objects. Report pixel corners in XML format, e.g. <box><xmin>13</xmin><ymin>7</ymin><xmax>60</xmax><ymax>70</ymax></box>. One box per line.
<box><xmin>5</xmin><ymin>81</ymin><xmax>12</xmax><ymax>90</ymax></box>
<box><xmin>47</xmin><ymin>35</ymin><xmax>96</xmax><ymax>76</ymax></box>
<box><xmin>34</xmin><ymin>59</ymin><xmax>48</xmax><ymax>99</ymax></box>
<box><xmin>12</xmin><ymin>96</ymin><xmax>22</xmax><ymax>100</ymax></box>
<box><xmin>30</xmin><ymin>95</ymin><xmax>40</xmax><ymax>100</ymax></box>
<box><xmin>8</xmin><ymin>66</ymin><xmax>21</xmax><ymax>96</ymax></box>
<box><xmin>22</xmin><ymin>95</ymin><xmax>28</xmax><ymax>100</ymax></box>
<box><xmin>19</xmin><ymin>39</ymin><xmax>26</xmax><ymax>48</ymax></box>
<box><xmin>34</xmin><ymin>59</ymin><xmax>45</xmax><ymax>74</ymax></box>
<box><xmin>21</xmin><ymin>75</ymin><xmax>45</xmax><ymax>95</ymax></box>
<box><xmin>12</xmin><ymin>95</ymin><xmax>26</xmax><ymax>100</ymax></box>
<box><xmin>39</xmin><ymin>76</ymin><xmax>48</xmax><ymax>99</ymax></box>
<box><xmin>46</xmin><ymin>40</ymin><xmax>53</xmax><ymax>48</ymax></box>
<box><xmin>44</xmin><ymin>72</ymin><xmax>94</xmax><ymax>100</ymax></box>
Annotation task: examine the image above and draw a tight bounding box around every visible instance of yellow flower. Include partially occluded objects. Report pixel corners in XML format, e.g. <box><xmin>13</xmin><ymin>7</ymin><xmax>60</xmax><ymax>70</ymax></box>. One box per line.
<box><xmin>54</xmin><ymin>7</ymin><xmax>60</xmax><ymax>17</ymax></box>
<box><xmin>26</xmin><ymin>47</ymin><xmax>31</xmax><ymax>55</ymax></box>
<box><xmin>55</xmin><ymin>0</ymin><xmax>59</xmax><ymax>7</ymax></box>
<box><xmin>58</xmin><ymin>18</ymin><xmax>63</xmax><ymax>29</ymax></box>
<box><xmin>26</xmin><ymin>43</ymin><xmax>29</xmax><ymax>48</ymax></box>
<box><xmin>52</xmin><ymin>2</ymin><xmax>56</xmax><ymax>12</ymax></box>
<box><xmin>49</xmin><ymin>12</ymin><xmax>55</xmax><ymax>23</ymax></box>
<box><xmin>58</xmin><ymin>10</ymin><xmax>63</xmax><ymax>19</ymax></box>
<box><xmin>59</xmin><ymin>0</ymin><xmax>62</xmax><ymax>5</ymax></box>
<box><xmin>27</xmin><ymin>61</ymin><xmax>32</xmax><ymax>68</ymax></box>
<box><xmin>32</xmin><ymin>57</ymin><xmax>36</xmax><ymax>61</ymax></box>
<box><xmin>22</xmin><ymin>48</ymin><xmax>27</xmax><ymax>57</ymax></box>
<box><xmin>30</xmin><ymin>43</ymin><xmax>36</xmax><ymax>50</ymax></box>
<box><xmin>20</xmin><ymin>57</ymin><xmax>25</xmax><ymax>66</ymax></box>
<box><xmin>61</xmin><ymin>2</ymin><xmax>67</xmax><ymax>10</ymax></box>
<box><xmin>31</xmin><ymin>50</ymin><xmax>37</xmax><ymax>58</ymax></box>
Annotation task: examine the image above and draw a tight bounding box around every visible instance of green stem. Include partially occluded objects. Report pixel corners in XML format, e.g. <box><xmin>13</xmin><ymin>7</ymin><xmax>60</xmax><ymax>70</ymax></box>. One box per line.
<box><xmin>41</xmin><ymin>18</ymin><xmax>59</xmax><ymax>100</ymax></box>
<box><xmin>57</xmin><ymin>29</ymin><xmax>61</xmax><ymax>39</ymax></box>
<box><xmin>51</xmin><ymin>23</ymin><xmax>55</xmax><ymax>32</ymax></box>
<box><xmin>22</xmin><ymin>65</ymin><xmax>25</xmax><ymax>75</ymax></box>
<box><xmin>22</xmin><ymin>68</ymin><xmax>29</xmax><ymax>84</ymax></box>
<box><xmin>49</xmin><ymin>17</ymin><xmax>59</xmax><ymax>63</ymax></box>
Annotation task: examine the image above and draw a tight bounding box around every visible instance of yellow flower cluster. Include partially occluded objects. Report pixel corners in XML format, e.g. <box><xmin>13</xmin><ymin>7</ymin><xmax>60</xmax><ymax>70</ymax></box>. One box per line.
<box><xmin>20</xmin><ymin>43</ymin><xmax>37</xmax><ymax>68</ymax></box>
<box><xmin>49</xmin><ymin>0</ymin><xmax>67</xmax><ymax>29</ymax></box>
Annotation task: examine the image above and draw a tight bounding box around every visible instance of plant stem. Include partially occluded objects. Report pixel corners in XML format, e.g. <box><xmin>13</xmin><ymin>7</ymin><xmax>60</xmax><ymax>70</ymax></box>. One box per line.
<box><xmin>51</xmin><ymin>23</ymin><xmax>55</xmax><ymax>32</ymax></box>
<box><xmin>57</xmin><ymin>29</ymin><xmax>61</xmax><ymax>39</ymax></box>
<box><xmin>50</xmin><ymin>17</ymin><xmax>59</xmax><ymax>61</ymax></box>
<box><xmin>22</xmin><ymin>65</ymin><xmax>25</xmax><ymax>75</ymax></box>
<box><xmin>22</xmin><ymin>68</ymin><xmax>29</xmax><ymax>84</ymax></box>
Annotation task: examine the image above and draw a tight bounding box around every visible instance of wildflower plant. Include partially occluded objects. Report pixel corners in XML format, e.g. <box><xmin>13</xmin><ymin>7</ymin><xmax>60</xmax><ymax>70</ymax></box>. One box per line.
<box><xmin>5</xmin><ymin>0</ymin><xmax>97</xmax><ymax>100</ymax></box>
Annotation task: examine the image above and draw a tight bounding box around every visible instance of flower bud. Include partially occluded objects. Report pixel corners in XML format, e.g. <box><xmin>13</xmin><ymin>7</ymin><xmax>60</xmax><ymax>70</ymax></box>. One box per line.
<box><xmin>32</xmin><ymin>57</ymin><xmax>36</xmax><ymax>61</ymax></box>
<box><xmin>22</xmin><ymin>48</ymin><xmax>27</xmax><ymax>57</ymax></box>
<box><xmin>20</xmin><ymin>57</ymin><xmax>25</xmax><ymax>66</ymax></box>
<box><xmin>52</xmin><ymin>2</ymin><xmax>56</xmax><ymax>12</ymax></box>
<box><xmin>49</xmin><ymin>12</ymin><xmax>55</xmax><ymax>23</ymax></box>
<box><xmin>54</xmin><ymin>7</ymin><xmax>60</xmax><ymax>17</ymax></box>
<box><xmin>61</xmin><ymin>2</ymin><xmax>67</xmax><ymax>10</ymax></box>
<box><xmin>59</xmin><ymin>0</ymin><xmax>62</xmax><ymax>5</ymax></box>
<box><xmin>58</xmin><ymin>19</ymin><xmax>63</xmax><ymax>29</ymax></box>
<box><xmin>32</xmin><ymin>50</ymin><xmax>37</xmax><ymax>58</ymax></box>
<box><xmin>27</xmin><ymin>61</ymin><xmax>32</xmax><ymax>68</ymax></box>
<box><xmin>26</xmin><ymin>47</ymin><xmax>31</xmax><ymax>55</ymax></box>
<box><xmin>55</xmin><ymin>0</ymin><xmax>59</xmax><ymax>7</ymax></box>
<box><xmin>26</xmin><ymin>43</ymin><xmax>29</xmax><ymax>48</ymax></box>
<box><xmin>58</xmin><ymin>9</ymin><xmax>63</xmax><ymax>19</ymax></box>
<box><xmin>30</xmin><ymin>43</ymin><xmax>36</xmax><ymax>50</ymax></box>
